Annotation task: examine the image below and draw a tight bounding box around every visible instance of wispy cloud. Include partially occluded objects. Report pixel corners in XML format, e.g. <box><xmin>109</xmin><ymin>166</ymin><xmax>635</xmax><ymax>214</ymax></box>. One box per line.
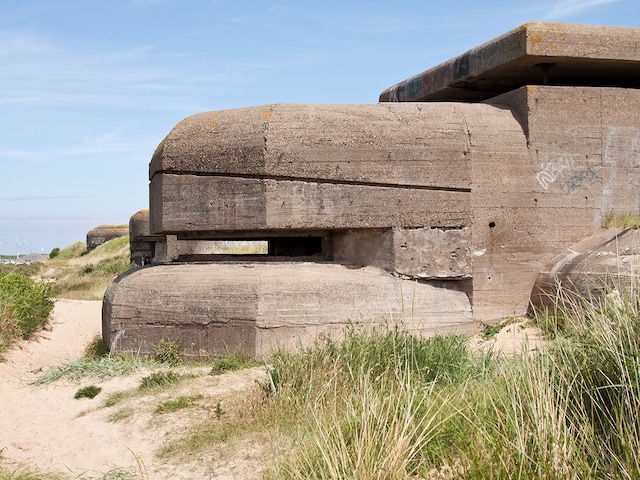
<box><xmin>0</xmin><ymin>31</ymin><xmax>60</xmax><ymax>56</ymax></box>
<box><xmin>543</xmin><ymin>0</ymin><xmax>621</xmax><ymax>20</ymax></box>
<box><xmin>0</xmin><ymin>195</ymin><xmax>89</xmax><ymax>202</ymax></box>
<box><xmin>0</xmin><ymin>131</ymin><xmax>155</xmax><ymax>164</ymax></box>
<box><xmin>0</xmin><ymin>30</ymin><xmax>244</xmax><ymax>111</ymax></box>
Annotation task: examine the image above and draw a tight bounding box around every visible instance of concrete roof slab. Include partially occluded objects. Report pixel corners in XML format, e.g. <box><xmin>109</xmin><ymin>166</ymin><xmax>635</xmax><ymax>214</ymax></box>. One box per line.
<box><xmin>379</xmin><ymin>22</ymin><xmax>640</xmax><ymax>103</ymax></box>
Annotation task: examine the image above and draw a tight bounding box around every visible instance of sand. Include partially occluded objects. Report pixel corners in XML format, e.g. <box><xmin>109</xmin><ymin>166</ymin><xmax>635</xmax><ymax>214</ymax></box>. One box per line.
<box><xmin>0</xmin><ymin>299</ymin><xmax>266</xmax><ymax>479</ymax></box>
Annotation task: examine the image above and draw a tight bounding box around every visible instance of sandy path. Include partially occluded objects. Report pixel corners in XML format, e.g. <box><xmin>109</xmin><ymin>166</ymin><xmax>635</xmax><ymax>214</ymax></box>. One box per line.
<box><xmin>0</xmin><ymin>299</ymin><xmax>164</xmax><ymax>476</ymax></box>
<box><xmin>0</xmin><ymin>299</ymin><xmax>268</xmax><ymax>479</ymax></box>
<box><xmin>0</xmin><ymin>298</ymin><xmax>269</xmax><ymax>479</ymax></box>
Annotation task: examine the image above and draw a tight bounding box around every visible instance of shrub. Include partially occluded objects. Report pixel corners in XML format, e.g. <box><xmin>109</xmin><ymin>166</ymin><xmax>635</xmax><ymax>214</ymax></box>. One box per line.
<box><xmin>84</xmin><ymin>336</ymin><xmax>110</xmax><ymax>359</ymax></box>
<box><xmin>139</xmin><ymin>371</ymin><xmax>182</xmax><ymax>390</ymax></box>
<box><xmin>155</xmin><ymin>395</ymin><xmax>202</xmax><ymax>414</ymax></box>
<box><xmin>0</xmin><ymin>261</ymin><xmax>44</xmax><ymax>277</ymax></box>
<box><xmin>54</xmin><ymin>241</ymin><xmax>87</xmax><ymax>260</ymax></box>
<box><xmin>0</xmin><ymin>271</ymin><xmax>53</xmax><ymax>347</ymax></box>
<box><xmin>153</xmin><ymin>339</ymin><xmax>181</xmax><ymax>366</ymax></box>
<box><xmin>74</xmin><ymin>385</ymin><xmax>102</xmax><ymax>399</ymax></box>
<box><xmin>49</xmin><ymin>247</ymin><xmax>60</xmax><ymax>259</ymax></box>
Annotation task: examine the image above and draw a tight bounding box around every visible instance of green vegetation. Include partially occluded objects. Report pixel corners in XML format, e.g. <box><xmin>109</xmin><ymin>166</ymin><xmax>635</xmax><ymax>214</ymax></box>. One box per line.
<box><xmin>220</xmin><ymin>240</ymin><xmax>268</xmax><ymax>255</ymax></box>
<box><xmin>0</xmin><ymin>261</ymin><xmax>44</xmax><ymax>277</ymax></box>
<box><xmin>51</xmin><ymin>241</ymin><xmax>86</xmax><ymax>260</ymax></box>
<box><xmin>149</xmin><ymin>291</ymin><xmax>640</xmax><ymax>478</ymax></box>
<box><xmin>0</xmin><ymin>463</ymin><xmax>67</xmax><ymax>479</ymax></box>
<box><xmin>74</xmin><ymin>385</ymin><xmax>102</xmax><ymax>399</ymax></box>
<box><xmin>104</xmin><ymin>371</ymin><xmax>191</xmax><ymax>413</ymax></box>
<box><xmin>84</xmin><ymin>336</ymin><xmax>110</xmax><ymax>359</ymax></box>
<box><xmin>32</xmin><ymin>354</ymin><xmax>156</xmax><ymax>385</ymax></box>
<box><xmin>155</xmin><ymin>395</ymin><xmax>203</xmax><ymax>414</ymax></box>
<box><xmin>138</xmin><ymin>371</ymin><xmax>184</xmax><ymax>390</ymax></box>
<box><xmin>43</xmin><ymin>237</ymin><xmax>135</xmax><ymax>300</ymax></box>
<box><xmin>153</xmin><ymin>339</ymin><xmax>181</xmax><ymax>366</ymax></box>
<box><xmin>0</xmin><ymin>270</ymin><xmax>53</xmax><ymax>356</ymax></box>
<box><xmin>258</xmin><ymin>291</ymin><xmax>640</xmax><ymax>479</ymax></box>
<box><xmin>9</xmin><ymin>286</ymin><xmax>640</xmax><ymax>478</ymax></box>
<box><xmin>481</xmin><ymin>315</ymin><xmax>523</xmax><ymax>339</ymax></box>
<box><xmin>210</xmin><ymin>348</ymin><xmax>259</xmax><ymax>375</ymax></box>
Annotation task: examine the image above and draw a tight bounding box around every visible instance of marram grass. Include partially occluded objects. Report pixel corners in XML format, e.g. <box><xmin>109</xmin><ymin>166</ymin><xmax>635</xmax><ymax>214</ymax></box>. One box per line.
<box><xmin>262</xmin><ymin>299</ymin><xmax>640</xmax><ymax>479</ymax></box>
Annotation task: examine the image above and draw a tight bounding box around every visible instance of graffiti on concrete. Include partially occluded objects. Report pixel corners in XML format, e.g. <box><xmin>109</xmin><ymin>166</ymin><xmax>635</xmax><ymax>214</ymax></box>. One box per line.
<box><xmin>536</xmin><ymin>156</ymin><xmax>573</xmax><ymax>190</ymax></box>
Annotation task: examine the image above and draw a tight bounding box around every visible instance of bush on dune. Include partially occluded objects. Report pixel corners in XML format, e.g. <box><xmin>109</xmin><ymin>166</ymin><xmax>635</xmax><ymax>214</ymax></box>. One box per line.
<box><xmin>0</xmin><ymin>271</ymin><xmax>53</xmax><ymax>355</ymax></box>
<box><xmin>46</xmin><ymin>237</ymin><xmax>135</xmax><ymax>300</ymax></box>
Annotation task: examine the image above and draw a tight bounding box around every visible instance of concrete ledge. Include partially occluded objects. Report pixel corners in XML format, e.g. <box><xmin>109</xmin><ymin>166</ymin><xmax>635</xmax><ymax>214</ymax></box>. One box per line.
<box><xmin>149</xmin><ymin>102</ymin><xmax>521</xmax><ymax>236</ymax></box>
<box><xmin>151</xmin><ymin>174</ymin><xmax>470</xmax><ymax>233</ymax></box>
<box><xmin>380</xmin><ymin>22</ymin><xmax>640</xmax><ymax>103</ymax></box>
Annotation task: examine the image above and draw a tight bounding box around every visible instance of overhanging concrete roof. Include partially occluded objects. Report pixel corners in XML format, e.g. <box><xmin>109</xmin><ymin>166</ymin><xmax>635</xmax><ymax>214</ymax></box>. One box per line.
<box><xmin>379</xmin><ymin>22</ymin><xmax>640</xmax><ymax>103</ymax></box>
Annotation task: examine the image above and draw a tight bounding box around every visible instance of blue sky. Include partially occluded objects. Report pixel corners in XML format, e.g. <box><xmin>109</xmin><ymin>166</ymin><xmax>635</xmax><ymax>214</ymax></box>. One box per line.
<box><xmin>0</xmin><ymin>0</ymin><xmax>638</xmax><ymax>255</ymax></box>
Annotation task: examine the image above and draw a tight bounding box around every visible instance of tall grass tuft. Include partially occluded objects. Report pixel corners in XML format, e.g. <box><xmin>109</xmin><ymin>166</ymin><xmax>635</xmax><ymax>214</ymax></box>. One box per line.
<box><xmin>544</xmin><ymin>288</ymin><xmax>640</xmax><ymax>476</ymax></box>
<box><xmin>264</xmin><ymin>327</ymin><xmax>491</xmax><ymax>479</ymax></box>
<box><xmin>465</xmin><ymin>287</ymin><xmax>640</xmax><ymax>478</ymax></box>
<box><xmin>262</xmin><ymin>291</ymin><xmax>640</xmax><ymax>479</ymax></box>
<box><xmin>0</xmin><ymin>271</ymin><xmax>53</xmax><ymax>355</ymax></box>
<box><xmin>604</xmin><ymin>211</ymin><xmax>640</xmax><ymax>229</ymax></box>
<box><xmin>274</xmin><ymin>366</ymin><xmax>455</xmax><ymax>479</ymax></box>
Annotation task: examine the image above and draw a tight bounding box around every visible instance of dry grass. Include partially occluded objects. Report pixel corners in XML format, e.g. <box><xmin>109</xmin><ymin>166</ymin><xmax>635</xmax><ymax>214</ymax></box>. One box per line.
<box><xmin>41</xmin><ymin>238</ymin><xmax>134</xmax><ymax>300</ymax></box>
<box><xmin>604</xmin><ymin>212</ymin><xmax>640</xmax><ymax>229</ymax></box>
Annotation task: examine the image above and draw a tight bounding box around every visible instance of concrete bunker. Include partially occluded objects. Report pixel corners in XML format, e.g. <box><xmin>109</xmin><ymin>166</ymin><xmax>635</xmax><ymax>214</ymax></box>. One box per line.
<box><xmin>86</xmin><ymin>225</ymin><xmax>128</xmax><ymax>252</ymax></box>
<box><xmin>105</xmin><ymin>22</ymin><xmax>640</xmax><ymax>358</ymax></box>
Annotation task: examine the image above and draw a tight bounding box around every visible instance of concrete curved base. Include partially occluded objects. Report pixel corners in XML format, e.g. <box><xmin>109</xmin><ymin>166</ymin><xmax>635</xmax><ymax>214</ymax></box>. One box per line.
<box><xmin>531</xmin><ymin>228</ymin><xmax>640</xmax><ymax>309</ymax></box>
<box><xmin>103</xmin><ymin>262</ymin><xmax>474</xmax><ymax>359</ymax></box>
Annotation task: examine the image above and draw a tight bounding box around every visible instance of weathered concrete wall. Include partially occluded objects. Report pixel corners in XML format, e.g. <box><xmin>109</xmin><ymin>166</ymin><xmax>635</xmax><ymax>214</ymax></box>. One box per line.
<box><xmin>149</xmin><ymin>103</ymin><xmax>475</xmax><ymax>235</ymax></box>
<box><xmin>470</xmin><ymin>86</ymin><xmax>640</xmax><ymax>319</ymax></box>
<box><xmin>104</xmin><ymin>262</ymin><xmax>473</xmax><ymax>358</ymax></box>
<box><xmin>129</xmin><ymin>210</ymin><xmax>157</xmax><ymax>265</ymax></box>
<box><xmin>332</xmin><ymin>227</ymin><xmax>472</xmax><ymax>279</ymax></box>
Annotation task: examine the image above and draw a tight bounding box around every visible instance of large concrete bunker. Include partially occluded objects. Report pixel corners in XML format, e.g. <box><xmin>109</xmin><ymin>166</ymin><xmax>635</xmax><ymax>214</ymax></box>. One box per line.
<box><xmin>104</xmin><ymin>22</ymin><xmax>640</xmax><ymax>358</ymax></box>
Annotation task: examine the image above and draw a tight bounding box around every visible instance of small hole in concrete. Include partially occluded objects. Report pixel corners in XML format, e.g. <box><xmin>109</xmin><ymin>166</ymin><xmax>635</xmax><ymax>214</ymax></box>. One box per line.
<box><xmin>489</xmin><ymin>222</ymin><xmax>496</xmax><ymax>228</ymax></box>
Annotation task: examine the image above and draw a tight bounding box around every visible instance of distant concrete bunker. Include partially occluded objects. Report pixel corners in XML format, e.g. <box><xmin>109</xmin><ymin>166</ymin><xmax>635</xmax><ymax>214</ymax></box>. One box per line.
<box><xmin>86</xmin><ymin>225</ymin><xmax>128</xmax><ymax>252</ymax></box>
<box><xmin>104</xmin><ymin>22</ymin><xmax>640</xmax><ymax>358</ymax></box>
